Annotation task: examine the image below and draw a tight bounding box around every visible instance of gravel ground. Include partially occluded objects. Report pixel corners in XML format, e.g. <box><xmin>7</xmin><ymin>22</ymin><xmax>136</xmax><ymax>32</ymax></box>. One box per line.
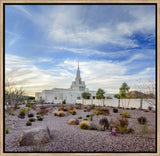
<box><xmin>5</xmin><ymin>104</ymin><xmax>156</xmax><ymax>152</ymax></box>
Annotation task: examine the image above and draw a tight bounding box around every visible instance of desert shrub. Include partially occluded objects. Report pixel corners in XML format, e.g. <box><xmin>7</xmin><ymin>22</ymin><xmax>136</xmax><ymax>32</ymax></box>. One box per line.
<box><xmin>137</xmin><ymin>116</ymin><xmax>147</xmax><ymax>125</ymax></box>
<box><xmin>37</xmin><ymin>109</ymin><xmax>48</xmax><ymax>115</ymax></box>
<box><xmin>99</xmin><ymin>117</ymin><xmax>109</xmax><ymax>130</ymax></box>
<box><xmin>86</xmin><ymin>114</ymin><xmax>90</xmax><ymax>118</ymax></box>
<box><xmin>5</xmin><ymin>127</ymin><xmax>10</xmax><ymax>134</ymax></box>
<box><xmin>39</xmin><ymin>106</ymin><xmax>46</xmax><ymax>109</ymax></box>
<box><xmin>26</xmin><ymin>121</ymin><xmax>32</xmax><ymax>126</ymax></box>
<box><xmin>29</xmin><ymin>117</ymin><xmax>36</xmax><ymax>122</ymax></box>
<box><xmin>79</xmin><ymin>120</ymin><xmax>90</xmax><ymax>130</ymax></box>
<box><xmin>89</xmin><ymin>104</ymin><xmax>95</xmax><ymax>109</ymax></box>
<box><xmin>26</xmin><ymin>103</ymin><xmax>33</xmax><ymax>107</ymax></box>
<box><xmin>126</xmin><ymin>128</ymin><xmax>135</xmax><ymax>134</ymax></box>
<box><xmin>72</xmin><ymin>110</ymin><xmax>76</xmax><ymax>115</ymax></box>
<box><xmin>37</xmin><ymin>116</ymin><xmax>43</xmax><ymax>121</ymax></box>
<box><xmin>59</xmin><ymin>106</ymin><xmax>67</xmax><ymax>111</ymax></box>
<box><xmin>9</xmin><ymin>109</ymin><xmax>15</xmax><ymax>116</ymax></box>
<box><xmin>20</xmin><ymin>108</ymin><xmax>26</xmax><ymax>114</ymax></box>
<box><xmin>113</xmin><ymin>108</ymin><xmax>118</xmax><ymax>113</ymax></box>
<box><xmin>18</xmin><ymin>111</ymin><xmax>25</xmax><ymax>119</ymax></box>
<box><xmin>68</xmin><ymin>107</ymin><xmax>76</xmax><ymax>114</ymax></box>
<box><xmin>83</xmin><ymin>109</ymin><xmax>87</xmax><ymax>112</ymax></box>
<box><xmin>117</xmin><ymin>118</ymin><xmax>128</xmax><ymax>134</ymax></box>
<box><xmin>131</xmin><ymin>107</ymin><xmax>136</xmax><ymax>110</ymax></box>
<box><xmin>101</xmin><ymin>108</ymin><xmax>110</xmax><ymax>116</ymax></box>
<box><xmin>90</xmin><ymin>123</ymin><xmax>97</xmax><ymax>130</ymax></box>
<box><xmin>110</xmin><ymin>118</ymin><xmax>128</xmax><ymax>134</ymax></box>
<box><xmin>53</xmin><ymin>111</ymin><xmax>58</xmax><ymax>116</ymax></box>
<box><xmin>94</xmin><ymin>108</ymin><xmax>102</xmax><ymax>115</ymax></box>
<box><xmin>58</xmin><ymin>111</ymin><xmax>65</xmax><ymax>117</ymax></box>
<box><xmin>68</xmin><ymin>119</ymin><xmax>79</xmax><ymax>125</ymax></box>
<box><xmin>78</xmin><ymin>116</ymin><xmax>82</xmax><ymax>119</ymax></box>
<box><xmin>121</xmin><ymin>111</ymin><xmax>131</xmax><ymax>118</ymax></box>
<box><xmin>83</xmin><ymin>118</ymin><xmax>88</xmax><ymax>121</ymax></box>
<box><xmin>28</xmin><ymin>113</ymin><xmax>34</xmax><ymax>117</ymax></box>
<box><xmin>138</xmin><ymin>123</ymin><xmax>148</xmax><ymax>136</ymax></box>
<box><xmin>26</xmin><ymin>107</ymin><xmax>31</xmax><ymax>114</ymax></box>
<box><xmin>62</xmin><ymin>99</ymin><xmax>66</xmax><ymax>104</ymax></box>
<box><xmin>148</xmin><ymin>106</ymin><xmax>153</xmax><ymax>111</ymax></box>
<box><xmin>90</xmin><ymin>114</ymin><xmax>94</xmax><ymax>121</ymax></box>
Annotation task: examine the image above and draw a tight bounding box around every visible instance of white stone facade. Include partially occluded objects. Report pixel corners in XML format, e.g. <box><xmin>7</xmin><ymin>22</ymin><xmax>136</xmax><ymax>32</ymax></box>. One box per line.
<box><xmin>35</xmin><ymin>63</ymin><xmax>107</xmax><ymax>104</ymax></box>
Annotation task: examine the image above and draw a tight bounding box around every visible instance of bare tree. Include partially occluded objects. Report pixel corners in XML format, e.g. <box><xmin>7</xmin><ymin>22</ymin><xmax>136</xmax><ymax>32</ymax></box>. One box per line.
<box><xmin>5</xmin><ymin>79</ymin><xmax>25</xmax><ymax>109</ymax></box>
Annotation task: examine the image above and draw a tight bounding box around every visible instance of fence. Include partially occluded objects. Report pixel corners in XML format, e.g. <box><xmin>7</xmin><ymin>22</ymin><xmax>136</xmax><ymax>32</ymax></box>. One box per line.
<box><xmin>76</xmin><ymin>99</ymin><xmax>155</xmax><ymax>110</ymax></box>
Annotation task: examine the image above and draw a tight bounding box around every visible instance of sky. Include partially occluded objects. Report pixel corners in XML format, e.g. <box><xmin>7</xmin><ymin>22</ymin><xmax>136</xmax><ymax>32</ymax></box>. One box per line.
<box><xmin>5</xmin><ymin>4</ymin><xmax>156</xmax><ymax>96</ymax></box>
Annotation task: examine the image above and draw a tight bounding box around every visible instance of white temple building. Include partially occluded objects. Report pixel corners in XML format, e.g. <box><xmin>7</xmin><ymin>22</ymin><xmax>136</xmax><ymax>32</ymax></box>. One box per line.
<box><xmin>35</xmin><ymin>63</ymin><xmax>108</xmax><ymax>104</ymax></box>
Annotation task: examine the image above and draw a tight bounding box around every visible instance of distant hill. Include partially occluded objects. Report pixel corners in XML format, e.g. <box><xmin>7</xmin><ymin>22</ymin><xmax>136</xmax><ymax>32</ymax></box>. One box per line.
<box><xmin>126</xmin><ymin>91</ymin><xmax>146</xmax><ymax>98</ymax></box>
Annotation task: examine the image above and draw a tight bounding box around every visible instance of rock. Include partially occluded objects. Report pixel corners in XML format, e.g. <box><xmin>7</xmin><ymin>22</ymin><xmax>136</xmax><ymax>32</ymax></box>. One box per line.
<box><xmin>18</xmin><ymin>126</ymin><xmax>50</xmax><ymax>146</ymax></box>
<box><xmin>68</xmin><ymin>119</ymin><xmax>79</xmax><ymax>125</ymax></box>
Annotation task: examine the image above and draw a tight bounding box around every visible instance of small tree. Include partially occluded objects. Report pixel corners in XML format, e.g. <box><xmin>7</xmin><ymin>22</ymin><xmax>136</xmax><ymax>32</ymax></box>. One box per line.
<box><xmin>81</xmin><ymin>92</ymin><xmax>91</xmax><ymax>105</ymax></box>
<box><xmin>5</xmin><ymin>80</ymin><xmax>25</xmax><ymax>109</ymax></box>
<box><xmin>119</xmin><ymin>82</ymin><xmax>130</xmax><ymax>108</ymax></box>
<box><xmin>96</xmin><ymin>88</ymin><xmax>105</xmax><ymax>107</ymax></box>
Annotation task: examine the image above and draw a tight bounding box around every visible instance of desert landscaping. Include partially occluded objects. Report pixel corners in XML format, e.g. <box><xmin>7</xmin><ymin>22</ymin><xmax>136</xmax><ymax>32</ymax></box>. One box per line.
<box><xmin>5</xmin><ymin>103</ymin><xmax>156</xmax><ymax>152</ymax></box>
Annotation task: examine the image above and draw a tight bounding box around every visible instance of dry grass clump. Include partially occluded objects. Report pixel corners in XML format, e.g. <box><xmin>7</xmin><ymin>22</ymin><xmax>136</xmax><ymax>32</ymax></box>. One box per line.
<box><xmin>68</xmin><ymin>119</ymin><xmax>79</xmax><ymax>125</ymax></box>
<box><xmin>121</xmin><ymin>111</ymin><xmax>131</xmax><ymax>118</ymax></box>
<box><xmin>53</xmin><ymin>110</ymin><xmax>65</xmax><ymax>117</ymax></box>
<box><xmin>68</xmin><ymin>107</ymin><xmax>77</xmax><ymax>114</ymax></box>
<box><xmin>79</xmin><ymin>120</ymin><xmax>90</xmax><ymax>130</ymax></box>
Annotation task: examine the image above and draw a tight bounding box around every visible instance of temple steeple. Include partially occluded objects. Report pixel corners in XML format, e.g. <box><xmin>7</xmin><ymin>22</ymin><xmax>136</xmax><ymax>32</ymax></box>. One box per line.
<box><xmin>76</xmin><ymin>61</ymin><xmax>81</xmax><ymax>79</ymax></box>
<box><xmin>70</xmin><ymin>62</ymin><xmax>86</xmax><ymax>91</ymax></box>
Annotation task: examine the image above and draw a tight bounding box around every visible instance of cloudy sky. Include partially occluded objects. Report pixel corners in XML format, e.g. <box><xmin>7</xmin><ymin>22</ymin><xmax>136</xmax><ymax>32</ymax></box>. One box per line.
<box><xmin>5</xmin><ymin>4</ymin><xmax>156</xmax><ymax>96</ymax></box>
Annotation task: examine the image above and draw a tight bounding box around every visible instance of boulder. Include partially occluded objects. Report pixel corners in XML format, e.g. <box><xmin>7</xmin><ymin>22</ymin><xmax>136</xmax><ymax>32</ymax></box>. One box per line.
<box><xmin>18</xmin><ymin>126</ymin><xmax>50</xmax><ymax>146</ymax></box>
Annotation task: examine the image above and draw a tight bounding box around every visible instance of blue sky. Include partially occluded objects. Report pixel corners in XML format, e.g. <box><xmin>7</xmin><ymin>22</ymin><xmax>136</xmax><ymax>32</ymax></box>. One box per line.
<box><xmin>5</xmin><ymin>5</ymin><xmax>155</xmax><ymax>96</ymax></box>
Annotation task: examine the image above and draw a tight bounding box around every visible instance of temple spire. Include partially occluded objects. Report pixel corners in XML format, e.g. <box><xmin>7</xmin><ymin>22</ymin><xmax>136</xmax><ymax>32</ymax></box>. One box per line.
<box><xmin>76</xmin><ymin>61</ymin><xmax>80</xmax><ymax>78</ymax></box>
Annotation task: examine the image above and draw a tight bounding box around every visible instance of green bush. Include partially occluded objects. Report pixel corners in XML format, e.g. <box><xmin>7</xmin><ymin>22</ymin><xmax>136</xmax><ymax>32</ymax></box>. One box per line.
<box><xmin>83</xmin><ymin>109</ymin><xmax>87</xmax><ymax>112</ymax></box>
<box><xmin>5</xmin><ymin>127</ymin><xmax>10</xmax><ymax>134</ymax></box>
<box><xmin>26</xmin><ymin>121</ymin><xmax>32</xmax><ymax>126</ymax></box>
<box><xmin>29</xmin><ymin>117</ymin><xmax>36</xmax><ymax>122</ymax></box>
<box><xmin>86</xmin><ymin>114</ymin><xmax>90</xmax><ymax>118</ymax></box>
<box><xmin>20</xmin><ymin>108</ymin><xmax>26</xmax><ymax>114</ymax></box>
<box><xmin>72</xmin><ymin>111</ymin><xmax>76</xmax><ymax>115</ymax></box>
<box><xmin>117</xmin><ymin>118</ymin><xmax>128</xmax><ymax>134</ymax></box>
<box><xmin>101</xmin><ymin>108</ymin><xmax>110</xmax><ymax>116</ymax></box>
<box><xmin>113</xmin><ymin>108</ymin><xmax>118</xmax><ymax>113</ymax></box>
<box><xmin>137</xmin><ymin>116</ymin><xmax>147</xmax><ymax>125</ymax></box>
<box><xmin>121</xmin><ymin>111</ymin><xmax>131</xmax><ymax>118</ymax></box>
<box><xmin>79</xmin><ymin>120</ymin><xmax>90</xmax><ymax>130</ymax></box>
<box><xmin>37</xmin><ymin>116</ymin><xmax>43</xmax><ymax>121</ymax></box>
<box><xmin>28</xmin><ymin>113</ymin><xmax>34</xmax><ymax>117</ymax></box>
<box><xmin>62</xmin><ymin>99</ymin><xmax>66</xmax><ymax>104</ymax></box>
<box><xmin>131</xmin><ymin>107</ymin><xmax>136</xmax><ymax>110</ymax></box>
<box><xmin>90</xmin><ymin>114</ymin><xmax>94</xmax><ymax>121</ymax></box>
<box><xmin>78</xmin><ymin>116</ymin><xmax>82</xmax><ymax>119</ymax></box>
<box><xmin>83</xmin><ymin>118</ymin><xmax>88</xmax><ymax>121</ymax></box>
<box><xmin>89</xmin><ymin>104</ymin><xmax>95</xmax><ymax>109</ymax></box>
<box><xmin>26</xmin><ymin>103</ymin><xmax>32</xmax><ymax>107</ymax></box>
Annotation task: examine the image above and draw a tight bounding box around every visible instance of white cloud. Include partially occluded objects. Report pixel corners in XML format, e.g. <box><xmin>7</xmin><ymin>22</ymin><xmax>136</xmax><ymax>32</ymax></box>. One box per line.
<box><xmin>6</xmin><ymin>54</ymin><xmax>155</xmax><ymax>96</ymax></box>
<box><xmin>11</xmin><ymin>5</ymin><xmax>154</xmax><ymax>48</ymax></box>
